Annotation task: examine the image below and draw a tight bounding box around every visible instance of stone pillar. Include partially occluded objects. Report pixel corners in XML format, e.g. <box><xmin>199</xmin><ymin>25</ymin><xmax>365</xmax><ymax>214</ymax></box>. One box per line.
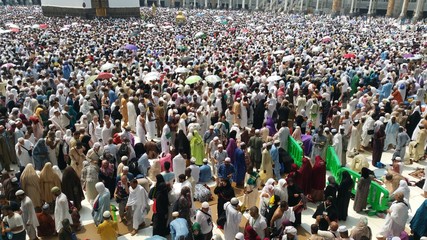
<box><xmin>399</xmin><ymin>0</ymin><xmax>409</xmax><ymax>18</ymax></box>
<box><xmin>194</xmin><ymin>0</ymin><xmax>196</xmax><ymax>8</ymax></box>
<box><xmin>217</xmin><ymin>0</ymin><xmax>220</xmax><ymax>8</ymax></box>
<box><xmin>270</xmin><ymin>0</ymin><xmax>273</xmax><ymax>10</ymax></box>
<box><xmin>158</xmin><ymin>0</ymin><xmax>161</xmax><ymax>6</ymax></box>
<box><xmin>284</xmin><ymin>0</ymin><xmax>288</xmax><ymax>10</ymax></box>
<box><xmin>367</xmin><ymin>0</ymin><xmax>373</xmax><ymax>14</ymax></box>
<box><xmin>331</xmin><ymin>0</ymin><xmax>341</xmax><ymax>15</ymax></box>
<box><xmin>315</xmin><ymin>0</ymin><xmax>320</xmax><ymax>11</ymax></box>
<box><xmin>386</xmin><ymin>0</ymin><xmax>395</xmax><ymax>17</ymax></box>
<box><xmin>349</xmin><ymin>0</ymin><xmax>355</xmax><ymax>13</ymax></box>
<box><xmin>205</xmin><ymin>0</ymin><xmax>208</xmax><ymax>8</ymax></box>
<box><xmin>413</xmin><ymin>0</ymin><xmax>425</xmax><ymax>21</ymax></box>
<box><xmin>249</xmin><ymin>0</ymin><xmax>252</xmax><ymax>9</ymax></box>
<box><xmin>300</xmin><ymin>0</ymin><xmax>303</xmax><ymax>11</ymax></box>
<box><xmin>229</xmin><ymin>0</ymin><xmax>232</xmax><ymax>8</ymax></box>
<box><xmin>256</xmin><ymin>0</ymin><xmax>259</xmax><ymax>9</ymax></box>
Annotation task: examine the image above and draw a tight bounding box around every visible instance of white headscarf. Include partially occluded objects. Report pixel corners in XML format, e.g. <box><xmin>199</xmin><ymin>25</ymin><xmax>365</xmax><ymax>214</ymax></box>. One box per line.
<box><xmin>52</xmin><ymin>165</ymin><xmax>63</xmax><ymax>180</ymax></box>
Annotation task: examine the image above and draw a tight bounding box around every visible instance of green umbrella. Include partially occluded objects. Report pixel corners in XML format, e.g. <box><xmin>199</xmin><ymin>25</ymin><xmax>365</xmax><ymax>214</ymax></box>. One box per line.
<box><xmin>84</xmin><ymin>75</ymin><xmax>98</xmax><ymax>86</ymax></box>
<box><xmin>185</xmin><ymin>75</ymin><xmax>202</xmax><ymax>84</ymax></box>
<box><xmin>177</xmin><ymin>45</ymin><xmax>188</xmax><ymax>52</ymax></box>
<box><xmin>220</xmin><ymin>20</ymin><xmax>228</xmax><ymax>25</ymax></box>
<box><xmin>195</xmin><ymin>32</ymin><xmax>206</xmax><ymax>39</ymax></box>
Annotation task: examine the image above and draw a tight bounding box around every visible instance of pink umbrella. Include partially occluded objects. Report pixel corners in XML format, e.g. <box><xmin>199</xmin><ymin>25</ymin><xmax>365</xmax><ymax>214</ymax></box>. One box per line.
<box><xmin>39</xmin><ymin>24</ymin><xmax>48</xmax><ymax>29</ymax></box>
<box><xmin>9</xmin><ymin>28</ymin><xmax>19</xmax><ymax>33</ymax></box>
<box><xmin>98</xmin><ymin>72</ymin><xmax>114</xmax><ymax>79</ymax></box>
<box><xmin>1</xmin><ymin>63</ymin><xmax>16</xmax><ymax>69</ymax></box>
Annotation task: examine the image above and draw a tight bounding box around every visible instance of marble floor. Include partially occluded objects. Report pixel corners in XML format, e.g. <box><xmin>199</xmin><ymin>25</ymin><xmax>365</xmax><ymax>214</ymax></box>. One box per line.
<box><xmin>63</xmin><ymin>147</ymin><xmax>425</xmax><ymax>240</ymax></box>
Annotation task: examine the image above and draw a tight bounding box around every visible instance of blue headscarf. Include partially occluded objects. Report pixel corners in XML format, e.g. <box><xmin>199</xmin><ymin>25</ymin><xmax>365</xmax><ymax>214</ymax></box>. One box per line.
<box><xmin>410</xmin><ymin>199</ymin><xmax>427</xmax><ymax>237</ymax></box>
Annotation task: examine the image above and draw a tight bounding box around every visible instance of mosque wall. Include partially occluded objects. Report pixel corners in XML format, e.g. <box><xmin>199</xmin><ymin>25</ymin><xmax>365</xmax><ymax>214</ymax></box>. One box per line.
<box><xmin>108</xmin><ymin>0</ymin><xmax>139</xmax><ymax>7</ymax></box>
<box><xmin>40</xmin><ymin>0</ymin><xmax>92</xmax><ymax>8</ymax></box>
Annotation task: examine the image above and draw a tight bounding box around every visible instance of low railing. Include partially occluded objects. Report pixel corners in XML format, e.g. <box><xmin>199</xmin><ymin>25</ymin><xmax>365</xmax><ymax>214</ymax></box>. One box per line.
<box><xmin>288</xmin><ymin>136</ymin><xmax>303</xmax><ymax>167</ymax></box>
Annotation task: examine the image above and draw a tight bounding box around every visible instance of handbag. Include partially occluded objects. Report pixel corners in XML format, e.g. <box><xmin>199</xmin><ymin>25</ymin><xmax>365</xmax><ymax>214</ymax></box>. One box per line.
<box><xmin>293</xmin><ymin>200</ymin><xmax>305</xmax><ymax>214</ymax></box>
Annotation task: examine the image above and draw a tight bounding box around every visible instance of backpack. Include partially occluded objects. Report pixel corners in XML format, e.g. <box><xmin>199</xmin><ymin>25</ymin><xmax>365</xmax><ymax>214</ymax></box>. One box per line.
<box><xmin>117</xmin><ymin>144</ymin><xmax>129</xmax><ymax>160</ymax></box>
<box><xmin>128</xmin><ymin>158</ymin><xmax>140</xmax><ymax>176</ymax></box>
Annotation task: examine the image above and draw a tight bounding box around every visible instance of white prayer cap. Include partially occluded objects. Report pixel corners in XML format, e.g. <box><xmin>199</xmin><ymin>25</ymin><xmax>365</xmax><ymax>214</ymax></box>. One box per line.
<box><xmin>324</xmin><ymin>127</ymin><xmax>330</xmax><ymax>131</ymax></box>
<box><xmin>230</xmin><ymin>197</ymin><xmax>239</xmax><ymax>205</ymax></box>
<box><xmin>255</xmin><ymin>129</ymin><xmax>260</xmax><ymax>134</ymax></box>
<box><xmin>172</xmin><ymin>211</ymin><xmax>180</xmax><ymax>217</ymax></box>
<box><xmin>419</xmin><ymin>237</ymin><xmax>427</xmax><ymax>240</ymax></box>
<box><xmin>284</xmin><ymin>226</ymin><xmax>297</xmax><ymax>235</ymax></box>
<box><xmin>11</xmin><ymin>177</ymin><xmax>18</xmax><ymax>183</ymax></box>
<box><xmin>395</xmin><ymin>157</ymin><xmax>401</xmax><ymax>161</ymax></box>
<box><xmin>190</xmin><ymin>157</ymin><xmax>196</xmax><ymax>163</ymax></box>
<box><xmin>103</xmin><ymin>211</ymin><xmax>111</xmax><ymax>218</ymax></box>
<box><xmin>391</xmin><ymin>237</ymin><xmax>401</xmax><ymax>240</ymax></box>
<box><xmin>338</xmin><ymin>226</ymin><xmax>348</xmax><ymax>232</ymax></box>
<box><xmin>123</xmin><ymin>166</ymin><xmax>129</xmax><ymax>171</ymax></box>
<box><xmin>42</xmin><ymin>203</ymin><xmax>50</xmax><ymax>210</ymax></box>
<box><xmin>209</xmin><ymin>125</ymin><xmax>214</xmax><ymax>129</ymax></box>
<box><xmin>121</xmin><ymin>156</ymin><xmax>128</xmax><ymax>161</ymax></box>
<box><xmin>218</xmin><ymin>144</ymin><xmax>223</xmax><ymax>148</ymax></box>
<box><xmin>225</xmin><ymin>157</ymin><xmax>231</xmax><ymax>163</ymax></box>
<box><xmin>15</xmin><ymin>190</ymin><xmax>25</xmax><ymax>196</ymax></box>
<box><xmin>235</xmin><ymin>232</ymin><xmax>244</xmax><ymax>240</ymax></box>
<box><xmin>201</xmin><ymin>202</ymin><xmax>210</xmax><ymax>208</ymax></box>
<box><xmin>213</xmin><ymin>136</ymin><xmax>219</xmax><ymax>141</ymax></box>
<box><xmin>331</xmin><ymin>129</ymin><xmax>337</xmax><ymax>133</ymax></box>
<box><xmin>203</xmin><ymin>158</ymin><xmax>208</xmax><ymax>163</ymax></box>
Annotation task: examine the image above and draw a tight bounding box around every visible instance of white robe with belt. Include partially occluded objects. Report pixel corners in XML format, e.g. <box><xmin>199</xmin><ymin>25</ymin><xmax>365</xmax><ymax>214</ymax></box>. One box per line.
<box><xmin>127</xmin><ymin>102</ymin><xmax>137</xmax><ymax>132</ymax></box>
<box><xmin>126</xmin><ymin>185</ymin><xmax>149</xmax><ymax>230</ymax></box>
<box><xmin>333</xmin><ymin>133</ymin><xmax>343</xmax><ymax>164</ymax></box>
<box><xmin>54</xmin><ymin>193</ymin><xmax>73</xmax><ymax>232</ymax></box>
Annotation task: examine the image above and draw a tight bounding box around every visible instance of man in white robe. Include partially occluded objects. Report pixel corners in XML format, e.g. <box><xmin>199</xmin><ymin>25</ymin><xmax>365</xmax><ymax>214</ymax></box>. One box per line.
<box><xmin>16</xmin><ymin>190</ymin><xmax>39</xmax><ymax>240</ymax></box>
<box><xmin>173</xmin><ymin>152</ymin><xmax>186</xmax><ymax>183</ymax></box>
<box><xmin>161</xmin><ymin>122</ymin><xmax>171</xmax><ymax>154</ymax></box>
<box><xmin>380</xmin><ymin>192</ymin><xmax>409</xmax><ymax>237</ymax></box>
<box><xmin>274</xmin><ymin>122</ymin><xmax>290</xmax><ymax>151</ymax></box>
<box><xmin>127</xmin><ymin>98</ymin><xmax>137</xmax><ymax>132</ymax></box>
<box><xmin>126</xmin><ymin>179</ymin><xmax>149</xmax><ymax>236</ymax></box>
<box><xmin>383</xmin><ymin>117</ymin><xmax>399</xmax><ymax>151</ymax></box>
<box><xmin>361</xmin><ymin>115</ymin><xmax>375</xmax><ymax>148</ymax></box>
<box><xmin>347</xmin><ymin>120</ymin><xmax>362</xmax><ymax>155</ymax></box>
<box><xmin>332</xmin><ymin>129</ymin><xmax>343</xmax><ymax>165</ymax></box>
<box><xmin>51</xmin><ymin>187</ymin><xmax>73</xmax><ymax>233</ymax></box>
<box><xmin>224</xmin><ymin>198</ymin><xmax>242</xmax><ymax>240</ymax></box>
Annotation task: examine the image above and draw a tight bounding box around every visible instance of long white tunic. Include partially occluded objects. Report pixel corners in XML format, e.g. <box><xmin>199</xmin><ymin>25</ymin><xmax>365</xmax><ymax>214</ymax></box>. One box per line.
<box><xmin>126</xmin><ymin>185</ymin><xmax>149</xmax><ymax>230</ymax></box>
<box><xmin>380</xmin><ymin>201</ymin><xmax>409</xmax><ymax>237</ymax></box>
<box><xmin>127</xmin><ymin>102</ymin><xmax>137</xmax><ymax>132</ymax></box>
<box><xmin>173</xmin><ymin>154</ymin><xmax>186</xmax><ymax>182</ymax></box>
<box><xmin>333</xmin><ymin>133</ymin><xmax>343</xmax><ymax>164</ymax></box>
<box><xmin>224</xmin><ymin>202</ymin><xmax>242</xmax><ymax>240</ymax></box>
<box><xmin>54</xmin><ymin>193</ymin><xmax>73</xmax><ymax>232</ymax></box>
<box><xmin>136</xmin><ymin>115</ymin><xmax>147</xmax><ymax>145</ymax></box>
<box><xmin>161</xmin><ymin>124</ymin><xmax>171</xmax><ymax>154</ymax></box>
<box><xmin>21</xmin><ymin>196</ymin><xmax>39</xmax><ymax>230</ymax></box>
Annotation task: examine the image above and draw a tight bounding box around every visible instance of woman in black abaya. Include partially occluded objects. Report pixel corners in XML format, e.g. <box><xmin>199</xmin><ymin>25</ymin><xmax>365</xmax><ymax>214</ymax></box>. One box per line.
<box><xmin>337</xmin><ymin>171</ymin><xmax>354</xmax><ymax>221</ymax></box>
<box><xmin>149</xmin><ymin>174</ymin><xmax>169</xmax><ymax>237</ymax></box>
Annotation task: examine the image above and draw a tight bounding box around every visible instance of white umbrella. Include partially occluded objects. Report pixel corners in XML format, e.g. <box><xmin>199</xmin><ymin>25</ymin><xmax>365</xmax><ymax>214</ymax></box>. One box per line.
<box><xmin>0</xmin><ymin>29</ymin><xmax>11</xmax><ymax>34</ymax></box>
<box><xmin>146</xmin><ymin>23</ymin><xmax>156</xmax><ymax>28</ymax></box>
<box><xmin>84</xmin><ymin>24</ymin><xmax>92</xmax><ymax>28</ymax></box>
<box><xmin>384</xmin><ymin>38</ymin><xmax>395</xmax><ymax>44</ymax></box>
<box><xmin>236</xmin><ymin>36</ymin><xmax>246</xmax><ymax>40</ymax></box>
<box><xmin>60</xmin><ymin>27</ymin><xmax>69</xmax><ymax>32</ymax></box>
<box><xmin>267</xmin><ymin>75</ymin><xmax>282</xmax><ymax>82</ymax></box>
<box><xmin>285</xmin><ymin>35</ymin><xmax>294</xmax><ymax>40</ymax></box>
<box><xmin>132</xmin><ymin>22</ymin><xmax>139</xmax><ymax>26</ymax></box>
<box><xmin>6</xmin><ymin>23</ymin><xmax>19</xmax><ymax>29</ymax></box>
<box><xmin>162</xmin><ymin>25</ymin><xmax>173</xmax><ymax>29</ymax></box>
<box><xmin>71</xmin><ymin>22</ymin><xmax>78</xmax><ymax>26</ymax></box>
<box><xmin>282</xmin><ymin>55</ymin><xmax>295</xmax><ymax>62</ymax></box>
<box><xmin>27</xmin><ymin>16</ymin><xmax>35</xmax><ymax>19</ymax></box>
<box><xmin>423</xmin><ymin>33</ymin><xmax>427</xmax><ymax>38</ymax></box>
<box><xmin>273</xmin><ymin>50</ymin><xmax>286</xmax><ymax>55</ymax></box>
<box><xmin>144</xmin><ymin>72</ymin><xmax>161</xmax><ymax>82</ymax></box>
<box><xmin>312</xmin><ymin>46</ymin><xmax>322</xmax><ymax>52</ymax></box>
<box><xmin>175</xmin><ymin>67</ymin><xmax>190</xmax><ymax>73</ymax></box>
<box><xmin>205</xmin><ymin>75</ymin><xmax>222</xmax><ymax>84</ymax></box>
<box><xmin>31</xmin><ymin>24</ymin><xmax>40</xmax><ymax>29</ymax></box>
<box><xmin>23</xmin><ymin>25</ymin><xmax>31</xmax><ymax>29</ymax></box>
<box><xmin>255</xmin><ymin>26</ymin><xmax>263</xmax><ymax>30</ymax></box>
<box><xmin>100</xmin><ymin>63</ymin><xmax>116</xmax><ymax>71</ymax></box>
<box><xmin>195</xmin><ymin>32</ymin><xmax>205</xmax><ymax>38</ymax></box>
<box><xmin>409</xmin><ymin>54</ymin><xmax>423</xmax><ymax>60</ymax></box>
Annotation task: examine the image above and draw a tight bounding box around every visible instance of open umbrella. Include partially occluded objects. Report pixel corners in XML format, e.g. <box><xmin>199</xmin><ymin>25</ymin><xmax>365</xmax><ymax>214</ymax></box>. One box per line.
<box><xmin>403</xmin><ymin>53</ymin><xmax>414</xmax><ymax>59</ymax></box>
<box><xmin>1</xmin><ymin>63</ymin><xmax>16</xmax><ymax>69</ymax></box>
<box><xmin>384</xmin><ymin>38</ymin><xmax>395</xmax><ymax>44</ymax></box>
<box><xmin>343</xmin><ymin>53</ymin><xmax>356</xmax><ymax>59</ymax></box>
<box><xmin>175</xmin><ymin>67</ymin><xmax>190</xmax><ymax>74</ymax></box>
<box><xmin>144</xmin><ymin>72</ymin><xmax>161</xmax><ymax>82</ymax></box>
<box><xmin>83</xmin><ymin>24</ymin><xmax>92</xmax><ymax>28</ymax></box>
<box><xmin>322</xmin><ymin>36</ymin><xmax>332</xmax><ymax>43</ymax></box>
<box><xmin>181</xmin><ymin>56</ymin><xmax>194</xmax><ymax>62</ymax></box>
<box><xmin>60</xmin><ymin>27</ymin><xmax>69</xmax><ymax>32</ymax></box>
<box><xmin>195</xmin><ymin>32</ymin><xmax>206</xmax><ymax>39</ymax></box>
<box><xmin>267</xmin><ymin>76</ymin><xmax>282</xmax><ymax>82</ymax></box>
<box><xmin>175</xmin><ymin>34</ymin><xmax>185</xmax><ymax>40</ymax></box>
<box><xmin>39</xmin><ymin>24</ymin><xmax>48</xmax><ymax>29</ymax></box>
<box><xmin>409</xmin><ymin>54</ymin><xmax>423</xmax><ymax>61</ymax></box>
<box><xmin>100</xmin><ymin>63</ymin><xmax>115</xmax><ymax>71</ymax></box>
<box><xmin>282</xmin><ymin>55</ymin><xmax>295</xmax><ymax>62</ymax></box>
<box><xmin>146</xmin><ymin>23</ymin><xmax>156</xmax><ymax>28</ymax></box>
<box><xmin>10</xmin><ymin>28</ymin><xmax>19</xmax><ymax>33</ymax></box>
<box><xmin>205</xmin><ymin>75</ymin><xmax>222</xmax><ymax>84</ymax></box>
<box><xmin>312</xmin><ymin>46</ymin><xmax>322</xmax><ymax>52</ymax></box>
<box><xmin>6</xmin><ymin>23</ymin><xmax>19</xmax><ymax>29</ymax></box>
<box><xmin>31</xmin><ymin>24</ymin><xmax>40</xmax><ymax>29</ymax></box>
<box><xmin>273</xmin><ymin>50</ymin><xmax>286</xmax><ymax>55</ymax></box>
<box><xmin>177</xmin><ymin>45</ymin><xmax>188</xmax><ymax>52</ymax></box>
<box><xmin>185</xmin><ymin>75</ymin><xmax>202</xmax><ymax>84</ymax></box>
<box><xmin>84</xmin><ymin>75</ymin><xmax>98</xmax><ymax>86</ymax></box>
<box><xmin>0</xmin><ymin>30</ymin><xmax>11</xmax><ymax>34</ymax></box>
<box><xmin>124</xmin><ymin>44</ymin><xmax>138</xmax><ymax>51</ymax></box>
<box><xmin>98</xmin><ymin>72</ymin><xmax>114</xmax><ymax>79</ymax></box>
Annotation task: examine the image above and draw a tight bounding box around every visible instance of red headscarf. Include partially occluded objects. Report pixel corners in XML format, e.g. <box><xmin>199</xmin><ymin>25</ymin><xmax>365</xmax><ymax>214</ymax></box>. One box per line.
<box><xmin>244</xmin><ymin>226</ymin><xmax>261</xmax><ymax>240</ymax></box>
<box><xmin>295</xmin><ymin>157</ymin><xmax>313</xmax><ymax>195</ymax></box>
<box><xmin>311</xmin><ymin>156</ymin><xmax>326</xmax><ymax>191</ymax></box>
